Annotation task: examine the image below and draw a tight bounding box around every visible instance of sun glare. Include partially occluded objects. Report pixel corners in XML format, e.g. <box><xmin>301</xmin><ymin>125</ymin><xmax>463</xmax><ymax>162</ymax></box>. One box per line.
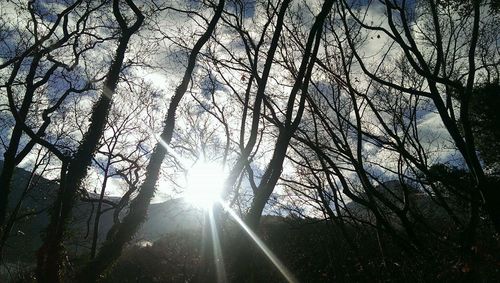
<box><xmin>183</xmin><ymin>161</ymin><xmax>226</xmax><ymax>208</ymax></box>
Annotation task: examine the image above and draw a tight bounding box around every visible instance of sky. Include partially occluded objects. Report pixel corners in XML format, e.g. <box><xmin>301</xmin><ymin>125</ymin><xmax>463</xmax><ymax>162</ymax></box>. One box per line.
<box><xmin>0</xmin><ymin>0</ymin><xmax>496</xmax><ymax>210</ymax></box>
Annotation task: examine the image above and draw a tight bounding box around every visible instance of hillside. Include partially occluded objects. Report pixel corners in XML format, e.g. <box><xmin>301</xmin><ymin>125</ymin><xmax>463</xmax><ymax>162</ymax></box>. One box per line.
<box><xmin>0</xmin><ymin>161</ymin><xmax>204</xmax><ymax>266</ymax></box>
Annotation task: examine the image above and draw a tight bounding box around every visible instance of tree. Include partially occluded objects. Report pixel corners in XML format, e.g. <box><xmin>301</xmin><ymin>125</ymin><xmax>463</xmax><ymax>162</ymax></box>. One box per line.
<box><xmin>337</xmin><ymin>0</ymin><xmax>500</xmax><ymax>241</ymax></box>
<box><xmin>86</xmin><ymin>80</ymin><xmax>158</xmax><ymax>259</ymax></box>
<box><xmin>470</xmin><ymin>83</ymin><xmax>500</xmax><ymax>171</ymax></box>
<box><xmin>0</xmin><ymin>0</ymin><xmax>103</xmax><ymax>236</ymax></box>
<box><xmin>78</xmin><ymin>1</ymin><xmax>225</xmax><ymax>281</ymax></box>
<box><xmin>35</xmin><ymin>0</ymin><xmax>144</xmax><ymax>281</ymax></box>
<box><xmin>0</xmin><ymin>0</ymin><xmax>499</xmax><ymax>281</ymax></box>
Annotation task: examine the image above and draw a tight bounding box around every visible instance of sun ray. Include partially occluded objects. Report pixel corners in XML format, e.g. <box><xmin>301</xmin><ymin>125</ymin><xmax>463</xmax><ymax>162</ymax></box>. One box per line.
<box><xmin>183</xmin><ymin>161</ymin><xmax>226</xmax><ymax>208</ymax></box>
<box><xmin>219</xmin><ymin>201</ymin><xmax>298</xmax><ymax>283</ymax></box>
<box><xmin>151</xmin><ymin>136</ymin><xmax>293</xmax><ymax>282</ymax></box>
<box><xmin>208</xmin><ymin>207</ymin><xmax>227</xmax><ymax>283</ymax></box>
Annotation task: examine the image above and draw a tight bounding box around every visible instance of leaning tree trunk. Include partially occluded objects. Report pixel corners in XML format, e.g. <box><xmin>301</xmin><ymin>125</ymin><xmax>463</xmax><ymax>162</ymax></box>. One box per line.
<box><xmin>234</xmin><ymin>2</ymin><xmax>333</xmax><ymax>282</ymax></box>
<box><xmin>0</xmin><ymin>0</ymin><xmax>84</xmax><ymax>231</ymax></box>
<box><xmin>245</xmin><ymin>0</ymin><xmax>333</xmax><ymax>230</ymax></box>
<box><xmin>35</xmin><ymin>1</ymin><xmax>144</xmax><ymax>282</ymax></box>
<box><xmin>78</xmin><ymin>1</ymin><xmax>225</xmax><ymax>281</ymax></box>
<box><xmin>0</xmin><ymin>55</ymin><xmax>51</xmax><ymax>228</ymax></box>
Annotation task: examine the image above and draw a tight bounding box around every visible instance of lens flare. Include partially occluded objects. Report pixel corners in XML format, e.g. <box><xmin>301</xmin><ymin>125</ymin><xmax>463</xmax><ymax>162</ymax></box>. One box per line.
<box><xmin>183</xmin><ymin>161</ymin><xmax>226</xmax><ymax>208</ymax></box>
<box><xmin>219</xmin><ymin>201</ymin><xmax>298</xmax><ymax>283</ymax></box>
<box><xmin>153</xmin><ymin>135</ymin><xmax>295</xmax><ymax>282</ymax></box>
<box><xmin>208</xmin><ymin>208</ymin><xmax>227</xmax><ymax>283</ymax></box>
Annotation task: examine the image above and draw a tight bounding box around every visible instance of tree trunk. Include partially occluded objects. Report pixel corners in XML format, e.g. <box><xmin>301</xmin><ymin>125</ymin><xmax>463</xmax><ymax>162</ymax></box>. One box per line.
<box><xmin>78</xmin><ymin>2</ymin><xmax>225</xmax><ymax>281</ymax></box>
<box><xmin>0</xmin><ymin>55</ymin><xmax>43</xmax><ymax>229</ymax></box>
<box><xmin>35</xmin><ymin>2</ymin><xmax>144</xmax><ymax>280</ymax></box>
<box><xmin>90</xmin><ymin>161</ymin><xmax>111</xmax><ymax>259</ymax></box>
<box><xmin>245</xmin><ymin>0</ymin><xmax>333</xmax><ymax>229</ymax></box>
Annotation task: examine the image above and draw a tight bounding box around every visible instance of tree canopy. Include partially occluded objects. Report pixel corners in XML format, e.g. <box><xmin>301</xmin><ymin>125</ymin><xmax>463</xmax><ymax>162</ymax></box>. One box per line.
<box><xmin>0</xmin><ymin>0</ymin><xmax>499</xmax><ymax>282</ymax></box>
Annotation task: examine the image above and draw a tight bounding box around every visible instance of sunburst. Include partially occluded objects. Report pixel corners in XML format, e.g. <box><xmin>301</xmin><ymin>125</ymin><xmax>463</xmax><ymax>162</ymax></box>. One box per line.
<box><xmin>183</xmin><ymin>160</ymin><xmax>226</xmax><ymax>208</ymax></box>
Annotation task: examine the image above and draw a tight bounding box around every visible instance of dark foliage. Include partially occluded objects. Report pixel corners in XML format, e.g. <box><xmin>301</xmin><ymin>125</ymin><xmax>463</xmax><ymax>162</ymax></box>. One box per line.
<box><xmin>470</xmin><ymin>83</ymin><xmax>500</xmax><ymax>171</ymax></box>
<box><xmin>103</xmin><ymin>216</ymin><xmax>500</xmax><ymax>283</ymax></box>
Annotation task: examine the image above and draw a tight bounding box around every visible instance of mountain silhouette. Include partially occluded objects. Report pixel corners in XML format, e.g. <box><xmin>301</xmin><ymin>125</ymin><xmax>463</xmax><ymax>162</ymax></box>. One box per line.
<box><xmin>0</xmin><ymin>160</ymin><xmax>204</xmax><ymax>264</ymax></box>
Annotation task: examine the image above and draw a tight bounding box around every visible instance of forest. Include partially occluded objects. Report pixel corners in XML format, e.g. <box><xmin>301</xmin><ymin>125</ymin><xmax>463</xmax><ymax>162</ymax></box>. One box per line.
<box><xmin>0</xmin><ymin>0</ymin><xmax>499</xmax><ymax>282</ymax></box>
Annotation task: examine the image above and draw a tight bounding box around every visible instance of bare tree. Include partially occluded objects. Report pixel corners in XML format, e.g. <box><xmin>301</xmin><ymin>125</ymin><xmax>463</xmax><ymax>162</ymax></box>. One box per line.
<box><xmin>0</xmin><ymin>0</ymin><xmax>105</xmax><ymax>235</ymax></box>
<box><xmin>334</xmin><ymin>0</ymin><xmax>500</xmax><ymax>240</ymax></box>
<box><xmin>35</xmin><ymin>1</ymin><xmax>144</xmax><ymax>281</ymax></box>
<box><xmin>86</xmin><ymin>81</ymin><xmax>157</xmax><ymax>259</ymax></box>
<box><xmin>78</xmin><ymin>1</ymin><xmax>225</xmax><ymax>281</ymax></box>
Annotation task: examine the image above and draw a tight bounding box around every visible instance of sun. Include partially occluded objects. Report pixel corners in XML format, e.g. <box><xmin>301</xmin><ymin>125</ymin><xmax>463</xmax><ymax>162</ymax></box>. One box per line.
<box><xmin>183</xmin><ymin>161</ymin><xmax>226</xmax><ymax>209</ymax></box>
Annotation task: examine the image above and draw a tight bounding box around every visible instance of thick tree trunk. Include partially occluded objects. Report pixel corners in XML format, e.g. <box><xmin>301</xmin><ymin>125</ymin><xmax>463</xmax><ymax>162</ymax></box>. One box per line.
<box><xmin>222</xmin><ymin>0</ymin><xmax>292</xmax><ymax>197</ymax></box>
<box><xmin>90</xmin><ymin>163</ymin><xmax>110</xmax><ymax>259</ymax></box>
<box><xmin>245</xmin><ymin>0</ymin><xmax>333</xmax><ymax>229</ymax></box>
<box><xmin>237</xmin><ymin>2</ymin><xmax>333</xmax><ymax>282</ymax></box>
<box><xmin>0</xmin><ymin>159</ymin><xmax>41</xmax><ymax>260</ymax></box>
<box><xmin>481</xmin><ymin>178</ymin><xmax>500</xmax><ymax>232</ymax></box>
<box><xmin>0</xmin><ymin>54</ymin><xmax>43</xmax><ymax>229</ymax></box>
<box><xmin>78</xmin><ymin>2</ymin><xmax>225</xmax><ymax>281</ymax></box>
<box><xmin>0</xmin><ymin>131</ymin><xmax>21</xmax><ymax>226</ymax></box>
<box><xmin>35</xmin><ymin>2</ymin><xmax>143</xmax><ymax>280</ymax></box>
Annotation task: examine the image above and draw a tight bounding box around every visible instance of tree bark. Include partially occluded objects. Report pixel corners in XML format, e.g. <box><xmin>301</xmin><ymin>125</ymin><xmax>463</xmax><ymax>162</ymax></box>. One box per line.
<box><xmin>246</xmin><ymin>0</ymin><xmax>334</xmax><ymax>229</ymax></box>
<box><xmin>78</xmin><ymin>1</ymin><xmax>225</xmax><ymax>281</ymax></box>
<box><xmin>35</xmin><ymin>1</ymin><xmax>144</xmax><ymax>281</ymax></box>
